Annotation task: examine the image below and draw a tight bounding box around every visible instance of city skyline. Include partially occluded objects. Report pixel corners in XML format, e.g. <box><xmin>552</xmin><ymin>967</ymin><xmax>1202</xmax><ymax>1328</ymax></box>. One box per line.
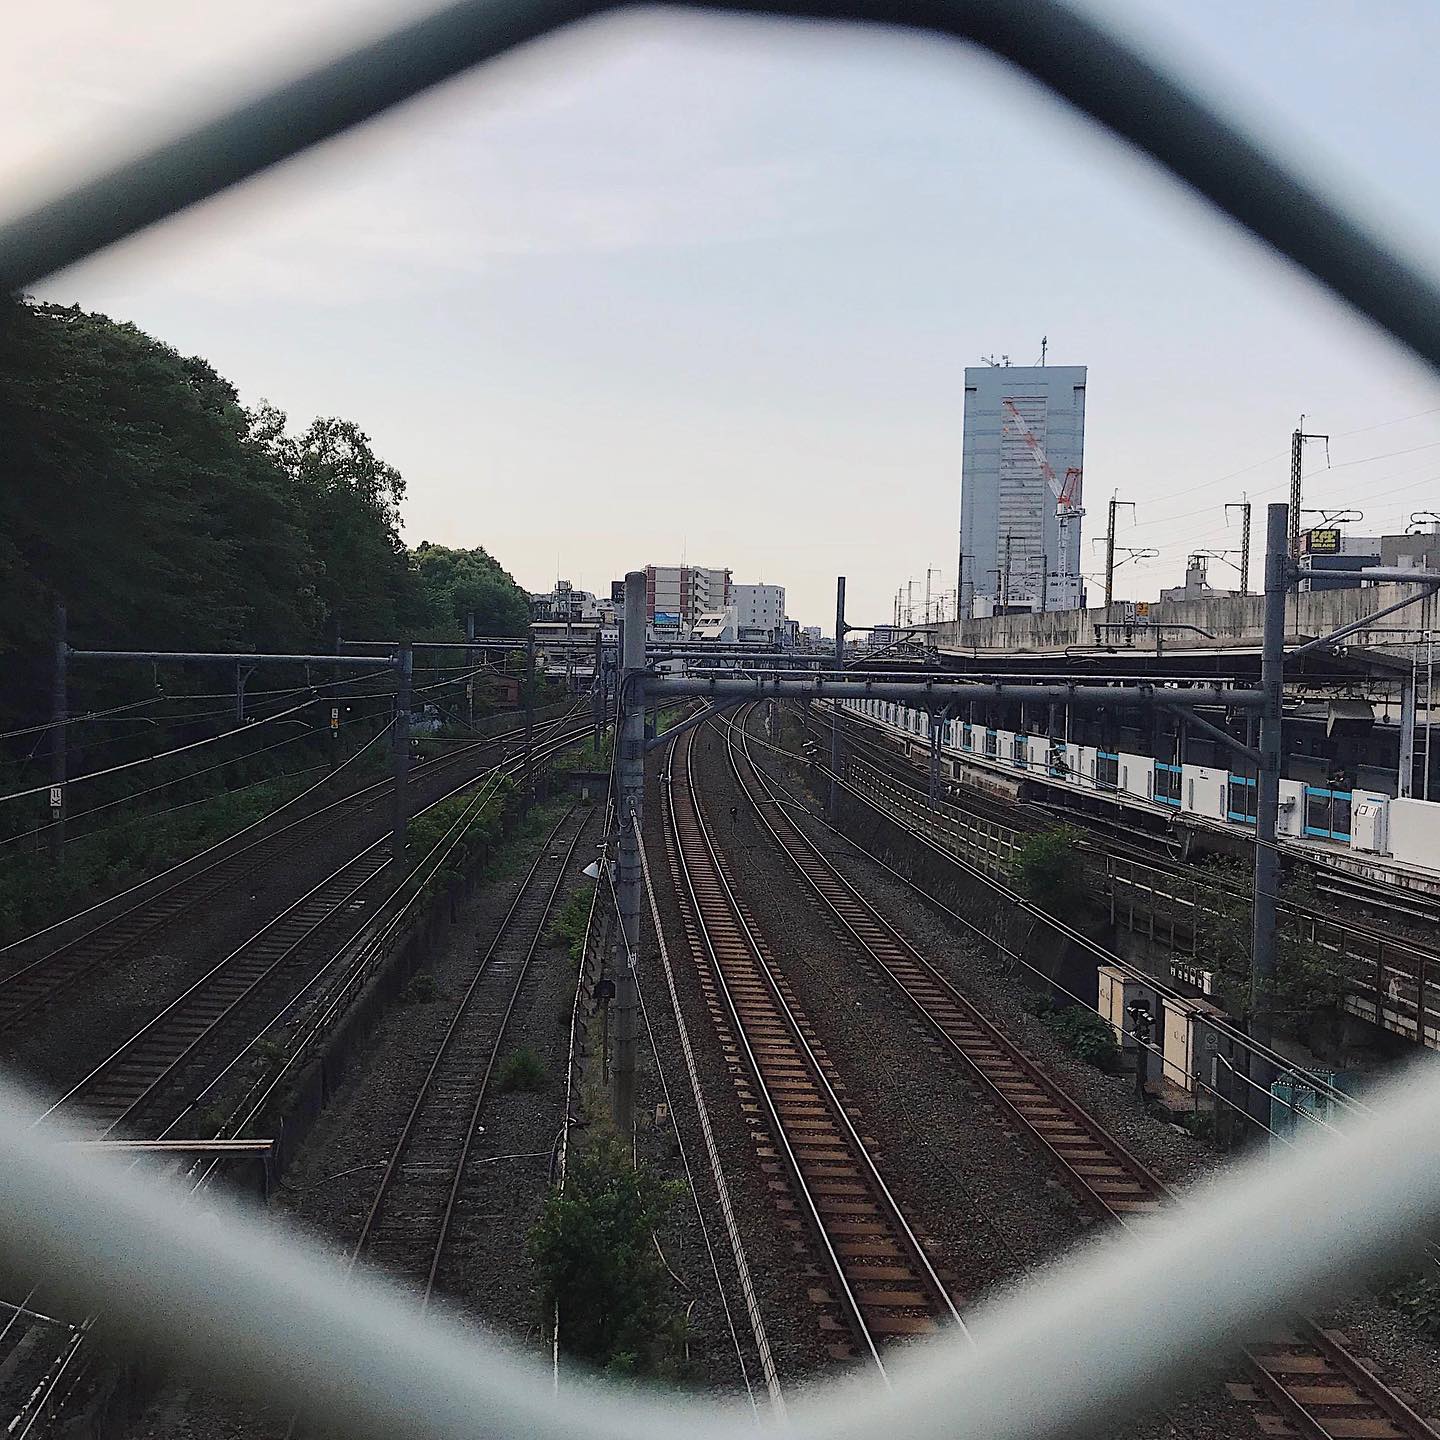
<box><xmin>6</xmin><ymin>1</ymin><xmax>1440</xmax><ymax>627</ymax></box>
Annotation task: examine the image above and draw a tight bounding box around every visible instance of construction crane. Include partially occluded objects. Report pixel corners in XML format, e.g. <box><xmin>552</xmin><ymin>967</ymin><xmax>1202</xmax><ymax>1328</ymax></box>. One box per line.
<box><xmin>1001</xmin><ymin>398</ymin><xmax>1084</xmax><ymax>608</ymax></box>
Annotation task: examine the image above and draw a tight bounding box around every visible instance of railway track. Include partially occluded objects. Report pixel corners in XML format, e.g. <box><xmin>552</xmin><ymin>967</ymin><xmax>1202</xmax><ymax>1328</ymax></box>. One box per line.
<box><xmin>0</xmin><ymin>705</ymin><xmax>584</xmax><ymax>1036</ymax></box>
<box><xmin>665</xmin><ymin>724</ymin><xmax>962</xmax><ymax>1373</ymax></box>
<box><xmin>729</xmin><ymin>705</ymin><xmax>1440</xmax><ymax>1439</ymax></box>
<box><xmin>819</xmin><ymin>706</ymin><xmax>1440</xmax><ymax>1034</ymax></box>
<box><xmin>348</xmin><ymin>803</ymin><xmax>593</xmax><ymax>1302</ymax></box>
<box><xmin>0</xmin><ymin>725</ymin><xmax>597</xmax><ymax>1438</ymax></box>
<box><xmin>37</xmin><ymin>721</ymin><xmax>594</xmax><ymax>1138</ymax></box>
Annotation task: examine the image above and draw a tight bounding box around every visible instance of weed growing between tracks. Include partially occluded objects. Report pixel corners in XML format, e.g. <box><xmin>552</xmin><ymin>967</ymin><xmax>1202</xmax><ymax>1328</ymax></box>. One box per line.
<box><xmin>1028</xmin><ymin>998</ymin><xmax>1122</xmax><ymax>1070</ymax></box>
<box><xmin>547</xmin><ymin>886</ymin><xmax>595</xmax><ymax>965</ymax></box>
<box><xmin>529</xmin><ymin>1110</ymin><xmax>687</xmax><ymax>1377</ymax></box>
<box><xmin>495</xmin><ymin>1046</ymin><xmax>547</xmax><ymax>1092</ymax></box>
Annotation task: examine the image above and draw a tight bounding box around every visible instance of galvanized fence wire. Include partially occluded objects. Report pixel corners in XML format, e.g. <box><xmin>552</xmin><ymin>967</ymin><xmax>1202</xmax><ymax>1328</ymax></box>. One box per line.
<box><xmin>5</xmin><ymin>0</ymin><xmax>1440</xmax><ymax>1431</ymax></box>
<box><xmin>2</xmin><ymin>1056</ymin><xmax>1440</xmax><ymax>1440</ymax></box>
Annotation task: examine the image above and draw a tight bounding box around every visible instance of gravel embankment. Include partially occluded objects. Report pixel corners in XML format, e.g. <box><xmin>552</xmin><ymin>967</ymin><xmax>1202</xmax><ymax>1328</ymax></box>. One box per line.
<box><xmin>126</xmin><ymin>799</ymin><xmax>601</xmax><ymax>1440</ymax></box>
<box><xmin>733</xmin><ymin>709</ymin><xmax>1440</xmax><ymax>1427</ymax></box>
<box><xmin>683</xmin><ymin>716</ymin><xmax>1251</xmax><ymax>1437</ymax></box>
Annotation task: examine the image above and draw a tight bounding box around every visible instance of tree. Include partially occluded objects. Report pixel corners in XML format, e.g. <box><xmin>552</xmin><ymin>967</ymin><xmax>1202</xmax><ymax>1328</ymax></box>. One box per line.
<box><xmin>411</xmin><ymin>542</ymin><xmax>530</xmax><ymax>638</ymax></box>
<box><xmin>528</xmin><ymin>1130</ymin><xmax>682</xmax><ymax>1374</ymax></box>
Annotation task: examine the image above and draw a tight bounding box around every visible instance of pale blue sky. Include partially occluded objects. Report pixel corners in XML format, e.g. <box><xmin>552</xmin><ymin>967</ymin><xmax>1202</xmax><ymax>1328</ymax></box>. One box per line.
<box><xmin>6</xmin><ymin>1</ymin><xmax>1440</xmax><ymax>627</ymax></box>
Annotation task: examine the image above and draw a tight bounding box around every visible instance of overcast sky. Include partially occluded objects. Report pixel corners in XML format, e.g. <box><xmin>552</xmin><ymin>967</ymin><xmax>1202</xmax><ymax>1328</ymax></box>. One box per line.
<box><xmin>7</xmin><ymin>1</ymin><xmax>1440</xmax><ymax>628</ymax></box>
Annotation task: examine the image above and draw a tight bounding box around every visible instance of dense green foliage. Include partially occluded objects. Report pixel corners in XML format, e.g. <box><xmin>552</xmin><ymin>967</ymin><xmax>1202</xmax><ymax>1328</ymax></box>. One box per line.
<box><xmin>1011</xmin><ymin>826</ymin><xmax>1089</xmax><ymax>912</ymax></box>
<box><xmin>1041</xmin><ymin>1004</ymin><xmax>1121</xmax><ymax>1069</ymax></box>
<box><xmin>494</xmin><ymin>1046</ymin><xmax>547</xmax><ymax>1093</ymax></box>
<box><xmin>548</xmin><ymin>884</ymin><xmax>596</xmax><ymax>964</ymax></box>
<box><xmin>529</xmin><ymin>1129</ymin><xmax>684</xmax><ymax>1374</ymax></box>
<box><xmin>0</xmin><ymin>764</ymin><xmax>316</xmax><ymax>945</ymax></box>
<box><xmin>0</xmin><ymin>296</ymin><xmax>530</xmax><ymax>739</ymax></box>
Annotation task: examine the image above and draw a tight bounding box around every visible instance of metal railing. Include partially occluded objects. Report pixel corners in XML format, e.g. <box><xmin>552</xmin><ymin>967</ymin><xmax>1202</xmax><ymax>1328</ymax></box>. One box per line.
<box><xmin>6</xmin><ymin>0</ymin><xmax>1440</xmax><ymax>1434</ymax></box>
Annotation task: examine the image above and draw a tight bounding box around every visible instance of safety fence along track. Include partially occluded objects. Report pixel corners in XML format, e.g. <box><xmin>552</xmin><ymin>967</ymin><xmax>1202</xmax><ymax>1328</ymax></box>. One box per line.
<box><xmin>348</xmin><ymin>804</ymin><xmax>594</xmax><ymax>1304</ymax></box>
<box><xmin>730</xmin><ymin>706</ymin><xmax>1440</xmax><ymax>1440</ymax></box>
<box><xmin>664</xmin><ymin>724</ymin><xmax>963</xmax><ymax>1374</ymax></box>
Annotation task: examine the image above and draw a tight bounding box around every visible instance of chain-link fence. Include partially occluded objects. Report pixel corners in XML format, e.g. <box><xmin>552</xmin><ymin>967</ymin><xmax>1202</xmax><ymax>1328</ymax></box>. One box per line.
<box><xmin>4</xmin><ymin>1</ymin><xmax>1440</xmax><ymax>1436</ymax></box>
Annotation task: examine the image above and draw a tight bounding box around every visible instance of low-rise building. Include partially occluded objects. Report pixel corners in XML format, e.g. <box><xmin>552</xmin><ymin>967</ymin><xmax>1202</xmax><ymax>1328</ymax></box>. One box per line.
<box><xmin>733</xmin><ymin>582</ymin><xmax>786</xmax><ymax>644</ymax></box>
<box><xmin>645</xmin><ymin>564</ymin><xmax>732</xmax><ymax>628</ymax></box>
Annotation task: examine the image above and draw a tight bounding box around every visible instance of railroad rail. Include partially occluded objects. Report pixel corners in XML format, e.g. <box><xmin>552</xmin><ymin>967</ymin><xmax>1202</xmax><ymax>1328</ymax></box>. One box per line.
<box><xmin>0</xmin><ymin>704</ymin><xmax>584</xmax><ymax>1035</ymax></box>
<box><xmin>665</xmin><ymin>724</ymin><xmax>962</xmax><ymax>1373</ymax></box>
<box><xmin>1</xmin><ymin>723</ymin><xmax>598</xmax><ymax>1438</ymax></box>
<box><xmin>38</xmin><ymin>720</ymin><xmax>594</xmax><ymax>1138</ymax></box>
<box><xmin>818</xmin><ymin>706</ymin><xmax>1440</xmax><ymax>1052</ymax></box>
<box><xmin>728</xmin><ymin>705</ymin><xmax>1439</xmax><ymax>1439</ymax></box>
<box><xmin>348</xmin><ymin>803</ymin><xmax>593</xmax><ymax>1303</ymax></box>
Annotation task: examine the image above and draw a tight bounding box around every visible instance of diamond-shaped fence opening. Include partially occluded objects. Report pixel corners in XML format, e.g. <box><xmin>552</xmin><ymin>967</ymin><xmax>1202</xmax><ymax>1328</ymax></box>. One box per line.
<box><xmin>4</xmin><ymin>2</ymin><xmax>1440</xmax><ymax>1438</ymax></box>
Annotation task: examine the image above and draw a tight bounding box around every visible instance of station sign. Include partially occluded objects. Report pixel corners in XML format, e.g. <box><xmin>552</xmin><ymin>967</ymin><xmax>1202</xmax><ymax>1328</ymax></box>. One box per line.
<box><xmin>1303</xmin><ymin>528</ymin><xmax>1341</xmax><ymax>555</ymax></box>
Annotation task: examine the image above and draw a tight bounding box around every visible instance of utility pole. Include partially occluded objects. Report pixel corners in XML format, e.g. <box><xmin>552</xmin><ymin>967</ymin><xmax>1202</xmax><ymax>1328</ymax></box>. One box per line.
<box><xmin>465</xmin><ymin>611</ymin><xmax>476</xmax><ymax>730</ymax></box>
<box><xmin>1227</xmin><ymin>500</ymin><xmax>1252</xmax><ymax>595</ymax></box>
<box><xmin>1001</xmin><ymin>533</ymin><xmax>1013</xmax><ymax>614</ymax></box>
<box><xmin>391</xmin><ymin>644</ymin><xmax>413</xmax><ymax>872</ymax></box>
<box><xmin>1039</xmin><ymin>553</ymin><xmax>1049</xmax><ymax>614</ymax></box>
<box><xmin>1289</xmin><ymin>418</ymin><xmax>1330</xmax><ymax>558</ymax></box>
<box><xmin>611</xmin><ymin>570</ymin><xmax>648</xmax><ymax>1141</ymax></box>
<box><xmin>1249</xmin><ymin>503</ymin><xmax>1289</xmax><ymax>1124</ymax></box>
<box><xmin>523</xmin><ymin>636</ymin><xmax>536</xmax><ymax>807</ymax></box>
<box><xmin>592</xmin><ymin>630</ymin><xmax>604</xmax><ymax>750</ymax></box>
<box><xmin>1104</xmin><ymin>496</ymin><xmax>1137</xmax><ymax>610</ymax></box>
<box><xmin>50</xmin><ymin>600</ymin><xmax>67</xmax><ymax>861</ymax></box>
<box><xmin>830</xmin><ymin>576</ymin><xmax>846</xmax><ymax>820</ymax></box>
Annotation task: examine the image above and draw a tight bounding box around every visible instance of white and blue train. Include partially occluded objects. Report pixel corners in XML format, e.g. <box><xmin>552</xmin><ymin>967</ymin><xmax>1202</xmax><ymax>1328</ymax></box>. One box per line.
<box><xmin>843</xmin><ymin>698</ymin><xmax>1440</xmax><ymax>875</ymax></box>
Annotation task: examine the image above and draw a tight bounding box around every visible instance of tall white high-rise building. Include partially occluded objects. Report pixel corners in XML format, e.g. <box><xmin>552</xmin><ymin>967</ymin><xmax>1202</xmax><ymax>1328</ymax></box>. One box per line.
<box><xmin>959</xmin><ymin>363</ymin><xmax>1086</xmax><ymax>615</ymax></box>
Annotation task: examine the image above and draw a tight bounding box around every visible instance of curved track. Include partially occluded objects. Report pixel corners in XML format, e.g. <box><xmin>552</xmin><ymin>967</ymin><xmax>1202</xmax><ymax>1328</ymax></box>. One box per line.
<box><xmin>734</xmin><ymin>705</ymin><xmax>1440</xmax><ymax>1439</ymax></box>
<box><xmin>666</xmin><ymin>724</ymin><xmax>962</xmax><ymax>1374</ymax></box>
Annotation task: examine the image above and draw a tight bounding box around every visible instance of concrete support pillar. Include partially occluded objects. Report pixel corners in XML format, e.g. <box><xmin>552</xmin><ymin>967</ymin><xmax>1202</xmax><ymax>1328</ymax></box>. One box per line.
<box><xmin>391</xmin><ymin>645</ymin><xmax>413</xmax><ymax>872</ymax></box>
<box><xmin>612</xmin><ymin>571</ymin><xmax>648</xmax><ymax>1142</ymax></box>
<box><xmin>50</xmin><ymin>601</ymin><xmax>67</xmax><ymax>861</ymax></box>
<box><xmin>1248</xmin><ymin>503</ymin><xmax>1290</xmax><ymax>1127</ymax></box>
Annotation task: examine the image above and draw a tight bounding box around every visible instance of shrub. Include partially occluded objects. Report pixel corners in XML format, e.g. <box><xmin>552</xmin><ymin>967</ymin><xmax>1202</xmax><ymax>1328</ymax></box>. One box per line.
<box><xmin>528</xmin><ymin>1129</ymin><xmax>683</xmax><ymax>1373</ymax></box>
<box><xmin>547</xmin><ymin>886</ymin><xmax>594</xmax><ymax>965</ymax></box>
<box><xmin>1386</xmin><ymin>1270</ymin><xmax>1440</xmax><ymax>1338</ymax></box>
<box><xmin>404</xmin><ymin>971</ymin><xmax>439</xmax><ymax>1004</ymax></box>
<box><xmin>495</xmin><ymin>1046</ymin><xmax>547</xmax><ymax>1092</ymax></box>
<box><xmin>1011</xmin><ymin>827</ymin><xmax>1088</xmax><ymax>913</ymax></box>
<box><xmin>1042</xmin><ymin>1004</ymin><xmax>1121</xmax><ymax>1069</ymax></box>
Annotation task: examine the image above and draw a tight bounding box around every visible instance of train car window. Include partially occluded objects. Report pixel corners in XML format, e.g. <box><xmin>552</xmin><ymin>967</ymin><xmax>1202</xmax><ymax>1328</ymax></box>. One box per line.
<box><xmin>1333</xmin><ymin>793</ymin><xmax>1352</xmax><ymax>840</ymax></box>
<box><xmin>1096</xmin><ymin>752</ymin><xmax>1119</xmax><ymax>790</ymax></box>
<box><xmin>1228</xmin><ymin>775</ymin><xmax>1258</xmax><ymax>825</ymax></box>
